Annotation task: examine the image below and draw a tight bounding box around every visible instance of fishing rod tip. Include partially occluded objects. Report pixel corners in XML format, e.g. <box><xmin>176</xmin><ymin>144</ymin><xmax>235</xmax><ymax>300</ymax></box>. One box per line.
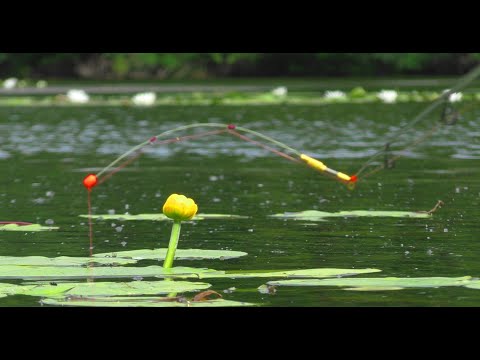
<box><xmin>83</xmin><ymin>174</ymin><xmax>98</xmax><ymax>190</ymax></box>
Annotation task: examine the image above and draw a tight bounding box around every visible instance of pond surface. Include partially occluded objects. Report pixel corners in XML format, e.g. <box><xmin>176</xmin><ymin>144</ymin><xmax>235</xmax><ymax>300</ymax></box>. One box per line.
<box><xmin>0</xmin><ymin>99</ymin><xmax>479</xmax><ymax>306</ymax></box>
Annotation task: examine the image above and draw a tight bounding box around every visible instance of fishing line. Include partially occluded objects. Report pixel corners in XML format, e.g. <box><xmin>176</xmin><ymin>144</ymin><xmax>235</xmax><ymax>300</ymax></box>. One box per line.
<box><xmin>85</xmin><ymin>123</ymin><xmax>356</xmax><ymax>191</ymax></box>
<box><xmin>355</xmin><ymin>63</ymin><xmax>480</xmax><ymax>178</ymax></box>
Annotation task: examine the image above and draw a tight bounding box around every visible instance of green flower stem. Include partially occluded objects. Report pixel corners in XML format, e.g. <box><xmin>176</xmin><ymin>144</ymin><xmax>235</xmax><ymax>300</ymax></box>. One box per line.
<box><xmin>163</xmin><ymin>220</ymin><xmax>182</xmax><ymax>269</ymax></box>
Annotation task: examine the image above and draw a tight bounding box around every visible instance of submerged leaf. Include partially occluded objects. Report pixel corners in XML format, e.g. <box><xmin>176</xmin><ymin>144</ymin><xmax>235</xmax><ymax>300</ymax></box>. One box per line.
<box><xmin>270</xmin><ymin>209</ymin><xmax>432</xmax><ymax>221</ymax></box>
<box><xmin>79</xmin><ymin>213</ymin><xmax>248</xmax><ymax>221</ymax></box>
<box><xmin>0</xmin><ymin>224</ymin><xmax>59</xmax><ymax>231</ymax></box>
<box><xmin>40</xmin><ymin>297</ymin><xmax>255</xmax><ymax>307</ymax></box>
<box><xmin>267</xmin><ymin>276</ymin><xmax>473</xmax><ymax>289</ymax></box>
<box><xmin>93</xmin><ymin>248</ymin><xmax>248</xmax><ymax>261</ymax></box>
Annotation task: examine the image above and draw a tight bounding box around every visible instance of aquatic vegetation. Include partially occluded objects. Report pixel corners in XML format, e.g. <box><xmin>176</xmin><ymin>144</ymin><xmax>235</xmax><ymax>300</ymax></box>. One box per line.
<box><xmin>35</xmin><ymin>80</ymin><xmax>48</xmax><ymax>88</ymax></box>
<box><xmin>267</xmin><ymin>276</ymin><xmax>475</xmax><ymax>291</ymax></box>
<box><xmin>271</xmin><ymin>86</ymin><xmax>287</xmax><ymax>97</ymax></box>
<box><xmin>131</xmin><ymin>92</ymin><xmax>156</xmax><ymax>106</ymax></box>
<box><xmin>0</xmin><ymin>280</ymin><xmax>211</xmax><ymax>298</ymax></box>
<box><xmin>41</xmin><ymin>297</ymin><xmax>255</xmax><ymax>307</ymax></box>
<box><xmin>0</xmin><ymin>223</ymin><xmax>59</xmax><ymax>231</ymax></box>
<box><xmin>443</xmin><ymin>89</ymin><xmax>463</xmax><ymax>102</ymax></box>
<box><xmin>2</xmin><ymin>77</ymin><xmax>18</xmax><ymax>89</ymax></box>
<box><xmin>66</xmin><ymin>89</ymin><xmax>89</xmax><ymax>104</ymax></box>
<box><xmin>162</xmin><ymin>194</ymin><xmax>198</xmax><ymax>222</ymax></box>
<box><xmin>324</xmin><ymin>90</ymin><xmax>347</xmax><ymax>100</ymax></box>
<box><xmin>377</xmin><ymin>90</ymin><xmax>398</xmax><ymax>103</ymax></box>
<box><xmin>270</xmin><ymin>209</ymin><xmax>432</xmax><ymax>222</ymax></box>
<box><xmin>0</xmin><ymin>265</ymin><xmax>381</xmax><ymax>281</ymax></box>
<box><xmin>93</xmin><ymin>248</ymin><xmax>248</xmax><ymax>261</ymax></box>
<box><xmin>0</xmin><ymin>255</ymin><xmax>137</xmax><ymax>266</ymax></box>
<box><xmin>162</xmin><ymin>194</ymin><xmax>198</xmax><ymax>269</ymax></box>
<box><xmin>0</xmin><ymin>265</ymin><xmax>222</xmax><ymax>280</ymax></box>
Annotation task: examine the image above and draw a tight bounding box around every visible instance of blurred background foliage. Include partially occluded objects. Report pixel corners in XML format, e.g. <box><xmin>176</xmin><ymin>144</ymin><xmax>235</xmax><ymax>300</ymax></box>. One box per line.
<box><xmin>1</xmin><ymin>53</ymin><xmax>479</xmax><ymax>80</ymax></box>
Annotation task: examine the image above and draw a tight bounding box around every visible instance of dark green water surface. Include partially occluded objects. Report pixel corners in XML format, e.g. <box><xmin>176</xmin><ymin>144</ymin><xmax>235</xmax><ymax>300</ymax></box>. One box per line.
<box><xmin>0</xmin><ymin>102</ymin><xmax>479</xmax><ymax>306</ymax></box>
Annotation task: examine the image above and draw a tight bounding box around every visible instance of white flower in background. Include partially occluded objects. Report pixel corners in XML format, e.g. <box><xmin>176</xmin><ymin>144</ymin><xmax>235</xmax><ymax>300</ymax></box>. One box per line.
<box><xmin>324</xmin><ymin>90</ymin><xmax>346</xmax><ymax>99</ymax></box>
<box><xmin>377</xmin><ymin>90</ymin><xmax>398</xmax><ymax>103</ymax></box>
<box><xmin>132</xmin><ymin>92</ymin><xmax>156</xmax><ymax>106</ymax></box>
<box><xmin>66</xmin><ymin>89</ymin><xmax>89</xmax><ymax>104</ymax></box>
<box><xmin>3</xmin><ymin>77</ymin><xmax>18</xmax><ymax>89</ymax></box>
<box><xmin>272</xmin><ymin>86</ymin><xmax>287</xmax><ymax>97</ymax></box>
<box><xmin>36</xmin><ymin>80</ymin><xmax>48</xmax><ymax>88</ymax></box>
<box><xmin>442</xmin><ymin>89</ymin><xmax>463</xmax><ymax>103</ymax></box>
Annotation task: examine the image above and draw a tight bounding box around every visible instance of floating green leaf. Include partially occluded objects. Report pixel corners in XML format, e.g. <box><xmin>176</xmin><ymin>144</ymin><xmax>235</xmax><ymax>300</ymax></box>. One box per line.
<box><xmin>0</xmin><ymin>256</ymin><xmax>137</xmax><ymax>266</ymax></box>
<box><xmin>463</xmin><ymin>280</ymin><xmax>480</xmax><ymax>290</ymax></box>
<box><xmin>0</xmin><ymin>224</ymin><xmax>59</xmax><ymax>231</ymax></box>
<box><xmin>270</xmin><ymin>210</ymin><xmax>431</xmax><ymax>222</ymax></box>
<box><xmin>22</xmin><ymin>280</ymin><xmax>211</xmax><ymax>297</ymax></box>
<box><xmin>267</xmin><ymin>276</ymin><xmax>473</xmax><ymax>290</ymax></box>
<box><xmin>79</xmin><ymin>213</ymin><xmax>248</xmax><ymax>221</ymax></box>
<box><xmin>0</xmin><ymin>264</ymin><xmax>379</xmax><ymax>281</ymax></box>
<box><xmin>198</xmin><ymin>268</ymin><xmax>381</xmax><ymax>279</ymax></box>
<box><xmin>0</xmin><ymin>265</ymin><xmax>221</xmax><ymax>280</ymax></box>
<box><xmin>93</xmin><ymin>248</ymin><xmax>248</xmax><ymax>261</ymax></box>
<box><xmin>40</xmin><ymin>297</ymin><xmax>255</xmax><ymax>307</ymax></box>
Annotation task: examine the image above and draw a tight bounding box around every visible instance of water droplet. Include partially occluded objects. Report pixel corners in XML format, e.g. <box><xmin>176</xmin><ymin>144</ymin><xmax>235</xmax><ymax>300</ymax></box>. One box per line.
<box><xmin>405</xmin><ymin>251</ymin><xmax>410</xmax><ymax>255</ymax></box>
<box><xmin>209</xmin><ymin>175</ymin><xmax>219</xmax><ymax>181</ymax></box>
<box><xmin>248</xmin><ymin>229</ymin><xmax>254</xmax><ymax>232</ymax></box>
<box><xmin>108</xmin><ymin>209</ymin><xmax>115</xmax><ymax>215</ymax></box>
<box><xmin>427</xmin><ymin>249</ymin><xmax>433</xmax><ymax>255</ymax></box>
<box><xmin>258</xmin><ymin>184</ymin><xmax>264</xmax><ymax>188</ymax></box>
<box><xmin>120</xmin><ymin>241</ymin><xmax>127</xmax><ymax>247</ymax></box>
<box><xmin>212</xmin><ymin>197</ymin><xmax>221</xmax><ymax>203</ymax></box>
<box><xmin>10</xmin><ymin>199</ymin><xmax>16</xmax><ymax>204</ymax></box>
<box><xmin>443</xmin><ymin>228</ymin><xmax>448</xmax><ymax>233</ymax></box>
<box><xmin>115</xmin><ymin>226</ymin><xmax>123</xmax><ymax>233</ymax></box>
<box><xmin>46</xmin><ymin>191</ymin><xmax>55</xmax><ymax>197</ymax></box>
<box><xmin>223</xmin><ymin>287</ymin><xmax>236</xmax><ymax>294</ymax></box>
<box><xmin>125</xmin><ymin>204</ymin><xmax>129</xmax><ymax>210</ymax></box>
<box><xmin>104</xmin><ymin>240</ymin><xmax>109</xmax><ymax>243</ymax></box>
<box><xmin>45</xmin><ymin>219</ymin><xmax>54</xmax><ymax>225</ymax></box>
<box><xmin>133</xmin><ymin>276</ymin><xmax>143</xmax><ymax>281</ymax></box>
<box><xmin>455</xmin><ymin>187</ymin><xmax>460</xmax><ymax>193</ymax></box>
<box><xmin>155</xmin><ymin>192</ymin><xmax>161</xmax><ymax>198</ymax></box>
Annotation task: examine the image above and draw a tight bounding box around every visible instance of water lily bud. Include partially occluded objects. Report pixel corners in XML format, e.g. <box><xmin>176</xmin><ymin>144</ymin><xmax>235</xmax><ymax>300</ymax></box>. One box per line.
<box><xmin>163</xmin><ymin>194</ymin><xmax>198</xmax><ymax>221</ymax></box>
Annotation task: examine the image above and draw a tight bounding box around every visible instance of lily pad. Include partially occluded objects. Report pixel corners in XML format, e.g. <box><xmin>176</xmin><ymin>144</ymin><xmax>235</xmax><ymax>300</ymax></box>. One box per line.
<box><xmin>93</xmin><ymin>248</ymin><xmax>248</xmax><ymax>261</ymax></box>
<box><xmin>0</xmin><ymin>265</ymin><xmax>221</xmax><ymax>280</ymax></box>
<box><xmin>79</xmin><ymin>213</ymin><xmax>248</xmax><ymax>221</ymax></box>
<box><xmin>0</xmin><ymin>256</ymin><xmax>137</xmax><ymax>266</ymax></box>
<box><xmin>0</xmin><ymin>224</ymin><xmax>59</xmax><ymax>231</ymax></box>
<box><xmin>270</xmin><ymin>210</ymin><xmax>432</xmax><ymax>222</ymax></box>
<box><xmin>197</xmin><ymin>268</ymin><xmax>381</xmax><ymax>279</ymax></box>
<box><xmin>267</xmin><ymin>276</ymin><xmax>473</xmax><ymax>290</ymax></box>
<box><xmin>21</xmin><ymin>280</ymin><xmax>211</xmax><ymax>297</ymax></box>
<box><xmin>0</xmin><ymin>264</ymin><xmax>379</xmax><ymax>281</ymax></box>
<box><xmin>40</xmin><ymin>297</ymin><xmax>255</xmax><ymax>307</ymax></box>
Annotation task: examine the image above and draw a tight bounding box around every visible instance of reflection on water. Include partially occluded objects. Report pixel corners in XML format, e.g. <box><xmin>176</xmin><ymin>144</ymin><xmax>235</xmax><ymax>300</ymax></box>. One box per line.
<box><xmin>0</xmin><ymin>102</ymin><xmax>479</xmax><ymax>306</ymax></box>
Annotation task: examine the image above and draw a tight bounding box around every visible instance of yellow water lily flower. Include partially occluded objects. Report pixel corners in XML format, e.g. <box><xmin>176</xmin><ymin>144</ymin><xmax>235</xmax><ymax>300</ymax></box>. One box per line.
<box><xmin>163</xmin><ymin>194</ymin><xmax>198</xmax><ymax>221</ymax></box>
